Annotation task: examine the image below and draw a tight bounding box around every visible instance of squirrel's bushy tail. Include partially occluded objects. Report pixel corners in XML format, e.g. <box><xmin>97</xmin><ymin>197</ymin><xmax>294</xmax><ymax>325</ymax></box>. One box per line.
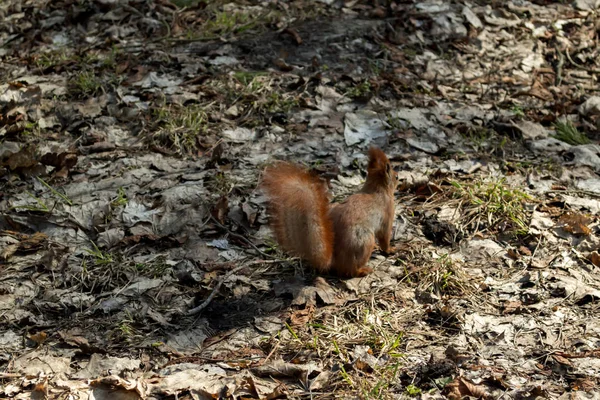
<box><xmin>261</xmin><ymin>162</ymin><xmax>334</xmax><ymax>272</ymax></box>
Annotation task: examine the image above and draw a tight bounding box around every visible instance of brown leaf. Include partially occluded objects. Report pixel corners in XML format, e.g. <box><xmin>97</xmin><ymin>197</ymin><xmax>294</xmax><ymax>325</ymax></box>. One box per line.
<box><xmin>571</xmin><ymin>377</ymin><xmax>595</xmax><ymax>391</ymax></box>
<box><xmin>512</xmin><ymin>80</ymin><xmax>554</xmax><ymax>101</ymax></box>
<box><xmin>19</xmin><ymin>232</ymin><xmax>48</xmax><ymax>252</ymax></box>
<box><xmin>212</xmin><ymin>196</ymin><xmax>229</xmax><ymax>224</ymax></box>
<box><xmin>354</xmin><ymin>359</ymin><xmax>371</xmax><ymax>372</ymax></box>
<box><xmin>518</xmin><ymin>246</ymin><xmax>532</xmax><ymax>256</ymax></box>
<box><xmin>2</xmin><ymin>146</ymin><xmax>38</xmax><ymax>170</ymax></box>
<box><xmin>40</xmin><ymin>152</ymin><xmax>78</xmax><ymax>170</ymax></box>
<box><xmin>282</xmin><ymin>28</ymin><xmax>302</xmax><ymax>45</ymax></box>
<box><xmin>202</xmin><ymin>271</ymin><xmax>219</xmax><ymax>284</ymax></box>
<box><xmin>55</xmin><ymin>167</ymin><xmax>69</xmax><ymax>179</ymax></box>
<box><xmin>503</xmin><ymin>300</ymin><xmax>523</xmax><ymax>315</ymax></box>
<box><xmin>252</xmin><ymin>360</ymin><xmax>319</xmax><ymax>379</ymax></box>
<box><xmin>557</xmin><ymin>212</ymin><xmax>592</xmax><ymax>236</ymax></box>
<box><xmin>589</xmin><ymin>251</ymin><xmax>600</xmax><ymax>267</ymax></box>
<box><xmin>507</xmin><ymin>248</ymin><xmax>520</xmax><ymax>260</ymax></box>
<box><xmin>415</xmin><ymin>183</ymin><xmax>443</xmax><ymax>196</ymax></box>
<box><xmin>8</xmin><ymin>81</ymin><xmax>27</xmax><ymax>89</ymax></box>
<box><xmin>127</xmin><ymin>66</ymin><xmax>148</xmax><ymax>85</ymax></box>
<box><xmin>90</xmin><ymin>376</ymin><xmax>145</xmax><ymax>398</ymax></box>
<box><xmin>289</xmin><ymin>306</ymin><xmax>314</xmax><ymax>326</ymax></box>
<box><xmin>28</xmin><ymin>331</ymin><xmax>48</xmax><ymax>346</ymax></box>
<box><xmin>1</xmin><ymin>232</ymin><xmax>47</xmax><ymax>258</ymax></box>
<box><xmin>313</xmin><ymin>276</ymin><xmax>339</xmax><ymax>305</ymax></box>
<box><xmin>370</xmin><ymin>6</ymin><xmax>387</xmax><ymax>18</ymax></box>
<box><xmin>553</xmin><ymin>354</ymin><xmax>573</xmax><ymax>366</ymax></box>
<box><xmin>292</xmin><ymin>285</ymin><xmax>317</xmax><ymax>307</ymax></box>
<box><xmin>116</xmin><ymin>61</ymin><xmax>130</xmax><ymax>75</ymax></box>
<box><xmin>210</xmin><ymin>141</ymin><xmax>224</xmax><ymax>165</ymax></box>
<box><xmin>119</xmin><ymin>234</ymin><xmax>181</xmax><ymax>247</ymax></box>
<box><xmin>445</xmin><ymin>377</ymin><xmax>490</xmax><ymax>399</ymax></box>
<box><xmin>242</xmin><ymin>202</ymin><xmax>257</xmax><ymax>226</ymax></box>
<box><xmin>273</xmin><ymin>58</ymin><xmax>294</xmax><ymax>72</ymax></box>
<box><xmin>59</xmin><ymin>330</ymin><xmax>104</xmax><ymax>354</ymax></box>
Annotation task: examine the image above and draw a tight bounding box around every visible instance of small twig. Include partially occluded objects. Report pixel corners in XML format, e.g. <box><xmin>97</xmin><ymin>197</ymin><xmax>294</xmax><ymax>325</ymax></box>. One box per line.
<box><xmin>259</xmin><ymin>339</ymin><xmax>281</xmax><ymax>366</ymax></box>
<box><xmin>555</xmin><ymin>349</ymin><xmax>600</xmax><ymax>359</ymax></box>
<box><xmin>187</xmin><ymin>258</ymin><xmax>294</xmax><ymax>315</ymax></box>
<box><xmin>546</xmin><ymin>189</ymin><xmax>600</xmax><ymax>199</ymax></box>
<box><xmin>566</xmin><ymin>48</ymin><xmax>600</xmax><ymax>74</ymax></box>
<box><xmin>0</xmin><ymin>372</ymin><xmax>21</xmax><ymax>378</ymax></box>
<box><xmin>528</xmin><ymin>234</ymin><xmax>543</xmax><ymax>269</ymax></box>
<box><xmin>555</xmin><ymin>45</ymin><xmax>564</xmax><ymax>86</ymax></box>
<box><xmin>188</xmin><ymin>262</ymin><xmax>249</xmax><ymax>315</ymax></box>
<box><xmin>210</xmin><ymin>215</ymin><xmax>276</xmax><ymax>259</ymax></box>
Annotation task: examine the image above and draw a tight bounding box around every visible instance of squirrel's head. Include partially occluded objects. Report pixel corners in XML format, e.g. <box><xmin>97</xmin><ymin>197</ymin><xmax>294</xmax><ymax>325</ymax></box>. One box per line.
<box><xmin>367</xmin><ymin>147</ymin><xmax>398</xmax><ymax>192</ymax></box>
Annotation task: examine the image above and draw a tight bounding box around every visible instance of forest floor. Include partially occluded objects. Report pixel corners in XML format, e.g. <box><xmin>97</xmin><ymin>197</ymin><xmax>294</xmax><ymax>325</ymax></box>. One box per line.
<box><xmin>2</xmin><ymin>0</ymin><xmax>600</xmax><ymax>399</ymax></box>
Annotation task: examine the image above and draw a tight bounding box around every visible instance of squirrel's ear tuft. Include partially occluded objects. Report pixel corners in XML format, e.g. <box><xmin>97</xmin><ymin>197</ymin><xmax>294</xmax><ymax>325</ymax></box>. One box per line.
<box><xmin>368</xmin><ymin>146</ymin><xmax>389</xmax><ymax>171</ymax></box>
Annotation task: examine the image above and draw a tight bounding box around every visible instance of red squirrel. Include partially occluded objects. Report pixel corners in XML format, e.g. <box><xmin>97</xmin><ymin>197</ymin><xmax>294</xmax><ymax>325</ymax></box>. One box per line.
<box><xmin>261</xmin><ymin>147</ymin><xmax>398</xmax><ymax>277</ymax></box>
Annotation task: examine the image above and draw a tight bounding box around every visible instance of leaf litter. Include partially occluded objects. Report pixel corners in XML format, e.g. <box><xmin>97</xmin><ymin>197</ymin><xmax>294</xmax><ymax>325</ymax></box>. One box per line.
<box><xmin>2</xmin><ymin>0</ymin><xmax>600</xmax><ymax>398</ymax></box>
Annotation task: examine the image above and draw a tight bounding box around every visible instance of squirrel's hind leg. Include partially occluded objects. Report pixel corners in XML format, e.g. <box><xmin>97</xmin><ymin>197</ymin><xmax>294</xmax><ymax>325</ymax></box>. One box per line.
<box><xmin>354</xmin><ymin>266</ymin><xmax>373</xmax><ymax>277</ymax></box>
<box><xmin>334</xmin><ymin>238</ymin><xmax>375</xmax><ymax>278</ymax></box>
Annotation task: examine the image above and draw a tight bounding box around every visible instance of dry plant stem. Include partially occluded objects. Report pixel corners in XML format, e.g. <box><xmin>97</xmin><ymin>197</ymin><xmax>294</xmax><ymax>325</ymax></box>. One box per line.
<box><xmin>0</xmin><ymin>373</ymin><xmax>21</xmax><ymax>379</ymax></box>
<box><xmin>566</xmin><ymin>48</ymin><xmax>600</xmax><ymax>74</ymax></box>
<box><xmin>547</xmin><ymin>189</ymin><xmax>600</xmax><ymax>199</ymax></box>
<box><xmin>187</xmin><ymin>259</ymin><xmax>295</xmax><ymax>315</ymax></box>
<box><xmin>259</xmin><ymin>339</ymin><xmax>281</xmax><ymax>366</ymax></box>
<box><xmin>528</xmin><ymin>234</ymin><xmax>543</xmax><ymax>268</ymax></box>
<box><xmin>555</xmin><ymin>46</ymin><xmax>564</xmax><ymax>85</ymax></box>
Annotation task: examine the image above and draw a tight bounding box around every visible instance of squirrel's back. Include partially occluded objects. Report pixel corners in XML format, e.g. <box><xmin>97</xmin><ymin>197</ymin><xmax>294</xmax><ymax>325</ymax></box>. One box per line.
<box><xmin>260</xmin><ymin>162</ymin><xmax>334</xmax><ymax>272</ymax></box>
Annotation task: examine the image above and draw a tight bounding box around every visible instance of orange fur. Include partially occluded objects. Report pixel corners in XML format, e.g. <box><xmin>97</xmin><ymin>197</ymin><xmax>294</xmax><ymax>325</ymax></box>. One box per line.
<box><xmin>261</xmin><ymin>162</ymin><xmax>334</xmax><ymax>272</ymax></box>
<box><xmin>261</xmin><ymin>147</ymin><xmax>398</xmax><ymax>278</ymax></box>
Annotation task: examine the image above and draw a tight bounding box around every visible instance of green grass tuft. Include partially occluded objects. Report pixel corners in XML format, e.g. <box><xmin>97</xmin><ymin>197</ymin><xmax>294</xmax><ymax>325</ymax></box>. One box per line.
<box><xmin>152</xmin><ymin>104</ymin><xmax>208</xmax><ymax>155</ymax></box>
<box><xmin>70</xmin><ymin>70</ymin><xmax>103</xmax><ymax>98</ymax></box>
<box><xmin>553</xmin><ymin>120</ymin><xmax>590</xmax><ymax>145</ymax></box>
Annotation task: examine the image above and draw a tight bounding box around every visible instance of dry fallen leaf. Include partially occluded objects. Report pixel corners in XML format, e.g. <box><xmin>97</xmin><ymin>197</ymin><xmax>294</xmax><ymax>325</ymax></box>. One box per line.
<box><xmin>571</xmin><ymin>377</ymin><xmax>595</xmax><ymax>391</ymax></box>
<box><xmin>2</xmin><ymin>145</ymin><xmax>39</xmax><ymax>171</ymax></box>
<box><xmin>507</xmin><ymin>248</ymin><xmax>520</xmax><ymax>260</ymax></box>
<box><xmin>415</xmin><ymin>182</ymin><xmax>443</xmax><ymax>197</ymax></box>
<box><xmin>352</xmin><ymin>345</ymin><xmax>378</xmax><ymax>372</ymax></box>
<box><xmin>212</xmin><ymin>196</ymin><xmax>229</xmax><ymax>224</ymax></box>
<box><xmin>40</xmin><ymin>151</ymin><xmax>78</xmax><ymax>170</ymax></box>
<box><xmin>502</xmin><ymin>300</ymin><xmax>523</xmax><ymax>315</ymax></box>
<box><xmin>282</xmin><ymin>28</ymin><xmax>302</xmax><ymax>45</ymax></box>
<box><xmin>252</xmin><ymin>359</ymin><xmax>320</xmax><ymax>379</ymax></box>
<box><xmin>552</xmin><ymin>354</ymin><xmax>573</xmax><ymax>367</ymax></box>
<box><xmin>90</xmin><ymin>375</ymin><xmax>145</xmax><ymax>399</ymax></box>
<box><xmin>557</xmin><ymin>212</ymin><xmax>592</xmax><ymax>236</ymax></box>
<box><xmin>589</xmin><ymin>251</ymin><xmax>600</xmax><ymax>267</ymax></box>
<box><xmin>273</xmin><ymin>58</ymin><xmax>294</xmax><ymax>72</ymax></box>
<box><xmin>519</xmin><ymin>246</ymin><xmax>532</xmax><ymax>256</ymax></box>
<box><xmin>28</xmin><ymin>331</ymin><xmax>48</xmax><ymax>346</ymax></box>
<box><xmin>289</xmin><ymin>306</ymin><xmax>314</xmax><ymax>326</ymax></box>
<box><xmin>18</xmin><ymin>232</ymin><xmax>48</xmax><ymax>252</ymax></box>
<box><xmin>445</xmin><ymin>376</ymin><xmax>490</xmax><ymax>399</ymax></box>
<box><xmin>59</xmin><ymin>330</ymin><xmax>103</xmax><ymax>354</ymax></box>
